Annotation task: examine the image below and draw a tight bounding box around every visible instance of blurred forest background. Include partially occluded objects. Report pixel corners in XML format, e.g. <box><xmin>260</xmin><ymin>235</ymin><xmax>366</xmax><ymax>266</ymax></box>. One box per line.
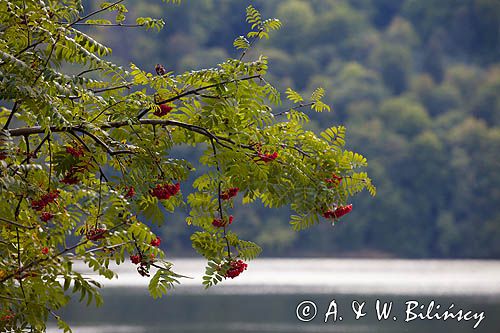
<box><xmin>84</xmin><ymin>0</ymin><xmax>500</xmax><ymax>258</ymax></box>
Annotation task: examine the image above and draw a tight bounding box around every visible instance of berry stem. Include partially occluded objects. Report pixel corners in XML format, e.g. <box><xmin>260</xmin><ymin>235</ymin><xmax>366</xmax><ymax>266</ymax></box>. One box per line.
<box><xmin>95</xmin><ymin>172</ymin><xmax>103</xmax><ymax>228</ymax></box>
<box><xmin>47</xmin><ymin>136</ymin><xmax>52</xmax><ymax>192</ymax></box>
<box><xmin>210</xmin><ymin>138</ymin><xmax>232</xmax><ymax>259</ymax></box>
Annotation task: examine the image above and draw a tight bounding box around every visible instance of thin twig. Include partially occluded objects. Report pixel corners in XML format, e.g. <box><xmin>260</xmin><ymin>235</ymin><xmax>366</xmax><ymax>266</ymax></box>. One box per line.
<box><xmin>48</xmin><ymin>136</ymin><xmax>52</xmax><ymax>191</ymax></box>
<box><xmin>67</xmin><ymin>131</ymin><xmax>110</xmax><ymax>183</ymax></box>
<box><xmin>77</xmin><ymin>67</ymin><xmax>103</xmax><ymax>77</ymax></box>
<box><xmin>239</xmin><ymin>28</ymin><xmax>263</xmax><ymax>62</ymax></box>
<box><xmin>91</xmin><ymin>84</ymin><xmax>131</xmax><ymax>94</ymax></box>
<box><xmin>95</xmin><ymin>173</ymin><xmax>103</xmax><ymax>228</ymax></box>
<box><xmin>0</xmin><ymin>216</ymin><xmax>33</xmax><ymax>229</ymax></box>
<box><xmin>73</xmin><ymin>23</ymin><xmax>145</xmax><ymax>28</ymax></box>
<box><xmin>3</xmin><ymin>101</ymin><xmax>19</xmax><ymax>130</ymax></box>
<box><xmin>32</xmin><ymin>36</ymin><xmax>59</xmax><ymax>86</ymax></box>
<box><xmin>67</xmin><ymin>0</ymin><xmax>125</xmax><ymax>27</ymax></box>
<box><xmin>137</xmin><ymin>74</ymin><xmax>261</xmax><ymax>119</ymax></box>
<box><xmin>89</xmin><ymin>100</ymin><xmax>124</xmax><ymax>123</ymax></box>
<box><xmin>210</xmin><ymin>138</ymin><xmax>232</xmax><ymax>259</ymax></box>
<box><xmin>272</xmin><ymin>102</ymin><xmax>314</xmax><ymax>117</ymax></box>
<box><xmin>0</xmin><ymin>221</ymin><xmax>129</xmax><ymax>283</ymax></box>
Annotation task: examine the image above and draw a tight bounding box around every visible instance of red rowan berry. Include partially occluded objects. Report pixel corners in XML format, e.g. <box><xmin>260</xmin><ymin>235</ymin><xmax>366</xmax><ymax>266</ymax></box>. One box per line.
<box><xmin>86</xmin><ymin>228</ymin><xmax>107</xmax><ymax>241</ymax></box>
<box><xmin>154</xmin><ymin>103</ymin><xmax>173</xmax><ymax>117</ymax></box>
<box><xmin>225</xmin><ymin>259</ymin><xmax>247</xmax><ymax>279</ymax></box>
<box><xmin>257</xmin><ymin>151</ymin><xmax>278</xmax><ymax>163</ymax></box>
<box><xmin>221</xmin><ymin>187</ymin><xmax>239</xmax><ymax>200</ymax></box>
<box><xmin>66</xmin><ymin>145</ymin><xmax>84</xmax><ymax>158</ymax></box>
<box><xmin>125</xmin><ymin>186</ymin><xmax>135</xmax><ymax>198</ymax></box>
<box><xmin>150</xmin><ymin>182</ymin><xmax>180</xmax><ymax>200</ymax></box>
<box><xmin>150</xmin><ymin>237</ymin><xmax>161</xmax><ymax>247</ymax></box>
<box><xmin>31</xmin><ymin>190</ymin><xmax>59</xmax><ymax>211</ymax></box>
<box><xmin>40</xmin><ymin>212</ymin><xmax>54</xmax><ymax>222</ymax></box>
<box><xmin>325</xmin><ymin>174</ymin><xmax>342</xmax><ymax>187</ymax></box>
<box><xmin>322</xmin><ymin>204</ymin><xmax>353</xmax><ymax>219</ymax></box>
<box><xmin>212</xmin><ymin>215</ymin><xmax>233</xmax><ymax>228</ymax></box>
<box><xmin>130</xmin><ymin>254</ymin><xmax>141</xmax><ymax>265</ymax></box>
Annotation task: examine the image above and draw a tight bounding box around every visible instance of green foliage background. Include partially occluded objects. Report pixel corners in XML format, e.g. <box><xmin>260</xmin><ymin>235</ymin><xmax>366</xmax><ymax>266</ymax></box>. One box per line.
<box><xmin>89</xmin><ymin>0</ymin><xmax>500</xmax><ymax>259</ymax></box>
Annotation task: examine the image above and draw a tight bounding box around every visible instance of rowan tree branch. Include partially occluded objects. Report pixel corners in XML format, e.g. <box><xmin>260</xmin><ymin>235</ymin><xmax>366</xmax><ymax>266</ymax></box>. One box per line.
<box><xmin>3</xmin><ymin>101</ymin><xmax>19</xmax><ymax>130</ymax></box>
<box><xmin>137</xmin><ymin>74</ymin><xmax>261</xmax><ymax>119</ymax></box>
<box><xmin>0</xmin><ymin>221</ymin><xmax>129</xmax><ymax>283</ymax></box>
<box><xmin>0</xmin><ymin>216</ymin><xmax>33</xmax><ymax>230</ymax></box>
<box><xmin>7</xmin><ymin>119</ymin><xmax>244</xmax><ymax>151</ymax></box>
<box><xmin>67</xmin><ymin>0</ymin><xmax>125</xmax><ymax>27</ymax></box>
<box><xmin>73</xmin><ymin>23</ymin><xmax>145</xmax><ymax>28</ymax></box>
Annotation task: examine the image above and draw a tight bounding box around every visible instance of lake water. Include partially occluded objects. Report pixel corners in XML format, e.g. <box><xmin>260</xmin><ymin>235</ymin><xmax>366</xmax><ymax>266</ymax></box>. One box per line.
<box><xmin>49</xmin><ymin>259</ymin><xmax>500</xmax><ymax>333</ymax></box>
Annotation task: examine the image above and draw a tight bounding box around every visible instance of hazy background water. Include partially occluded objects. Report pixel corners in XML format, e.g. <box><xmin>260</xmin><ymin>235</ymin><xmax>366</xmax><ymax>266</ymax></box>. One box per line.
<box><xmin>49</xmin><ymin>259</ymin><xmax>500</xmax><ymax>333</ymax></box>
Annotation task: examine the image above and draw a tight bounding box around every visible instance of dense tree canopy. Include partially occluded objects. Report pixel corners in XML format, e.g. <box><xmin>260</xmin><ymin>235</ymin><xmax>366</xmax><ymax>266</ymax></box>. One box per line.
<box><xmin>0</xmin><ymin>1</ymin><xmax>374</xmax><ymax>331</ymax></box>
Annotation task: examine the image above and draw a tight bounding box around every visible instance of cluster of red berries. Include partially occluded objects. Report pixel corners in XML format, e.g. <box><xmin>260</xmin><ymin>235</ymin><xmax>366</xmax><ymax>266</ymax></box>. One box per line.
<box><xmin>31</xmin><ymin>190</ymin><xmax>59</xmax><ymax>211</ymax></box>
<box><xmin>325</xmin><ymin>174</ymin><xmax>342</xmax><ymax>187</ymax></box>
<box><xmin>212</xmin><ymin>215</ymin><xmax>233</xmax><ymax>228</ymax></box>
<box><xmin>150</xmin><ymin>236</ymin><xmax>161</xmax><ymax>247</ymax></box>
<box><xmin>130</xmin><ymin>254</ymin><xmax>142</xmax><ymax>265</ymax></box>
<box><xmin>61</xmin><ymin>144</ymin><xmax>90</xmax><ymax>184</ymax></box>
<box><xmin>257</xmin><ymin>151</ymin><xmax>278</xmax><ymax>163</ymax></box>
<box><xmin>154</xmin><ymin>103</ymin><xmax>173</xmax><ymax>117</ymax></box>
<box><xmin>130</xmin><ymin>253</ymin><xmax>156</xmax><ymax>276</ymax></box>
<box><xmin>224</xmin><ymin>259</ymin><xmax>248</xmax><ymax>279</ymax></box>
<box><xmin>40</xmin><ymin>212</ymin><xmax>54</xmax><ymax>222</ymax></box>
<box><xmin>86</xmin><ymin>228</ymin><xmax>107</xmax><ymax>241</ymax></box>
<box><xmin>41</xmin><ymin>247</ymin><xmax>49</xmax><ymax>255</ymax></box>
<box><xmin>125</xmin><ymin>186</ymin><xmax>135</xmax><ymax>198</ymax></box>
<box><xmin>0</xmin><ymin>311</ymin><xmax>14</xmax><ymax>322</ymax></box>
<box><xmin>220</xmin><ymin>187</ymin><xmax>239</xmax><ymax>200</ymax></box>
<box><xmin>66</xmin><ymin>145</ymin><xmax>84</xmax><ymax>158</ymax></box>
<box><xmin>323</xmin><ymin>204</ymin><xmax>353</xmax><ymax>219</ymax></box>
<box><xmin>150</xmin><ymin>182</ymin><xmax>180</xmax><ymax>200</ymax></box>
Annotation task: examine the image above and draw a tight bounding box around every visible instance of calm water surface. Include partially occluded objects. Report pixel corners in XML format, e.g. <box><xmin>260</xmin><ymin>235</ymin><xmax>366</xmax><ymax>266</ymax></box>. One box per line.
<box><xmin>50</xmin><ymin>259</ymin><xmax>500</xmax><ymax>333</ymax></box>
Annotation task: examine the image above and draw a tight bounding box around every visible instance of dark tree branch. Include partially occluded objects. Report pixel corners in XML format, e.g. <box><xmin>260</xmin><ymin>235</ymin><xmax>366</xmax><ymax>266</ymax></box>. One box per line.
<box><xmin>67</xmin><ymin>131</ymin><xmax>111</xmax><ymax>183</ymax></box>
<box><xmin>73</xmin><ymin>23</ymin><xmax>145</xmax><ymax>28</ymax></box>
<box><xmin>68</xmin><ymin>0</ymin><xmax>125</xmax><ymax>28</ymax></box>
<box><xmin>137</xmin><ymin>74</ymin><xmax>261</xmax><ymax>119</ymax></box>
<box><xmin>272</xmin><ymin>102</ymin><xmax>314</xmax><ymax>117</ymax></box>
<box><xmin>3</xmin><ymin>102</ymin><xmax>19</xmax><ymax>130</ymax></box>
<box><xmin>91</xmin><ymin>84</ymin><xmax>131</xmax><ymax>94</ymax></box>
<box><xmin>210</xmin><ymin>138</ymin><xmax>232</xmax><ymax>259</ymax></box>
<box><xmin>0</xmin><ymin>221</ymin><xmax>129</xmax><ymax>283</ymax></box>
<box><xmin>77</xmin><ymin>67</ymin><xmax>103</xmax><ymax>77</ymax></box>
<box><xmin>0</xmin><ymin>216</ymin><xmax>33</xmax><ymax>230</ymax></box>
